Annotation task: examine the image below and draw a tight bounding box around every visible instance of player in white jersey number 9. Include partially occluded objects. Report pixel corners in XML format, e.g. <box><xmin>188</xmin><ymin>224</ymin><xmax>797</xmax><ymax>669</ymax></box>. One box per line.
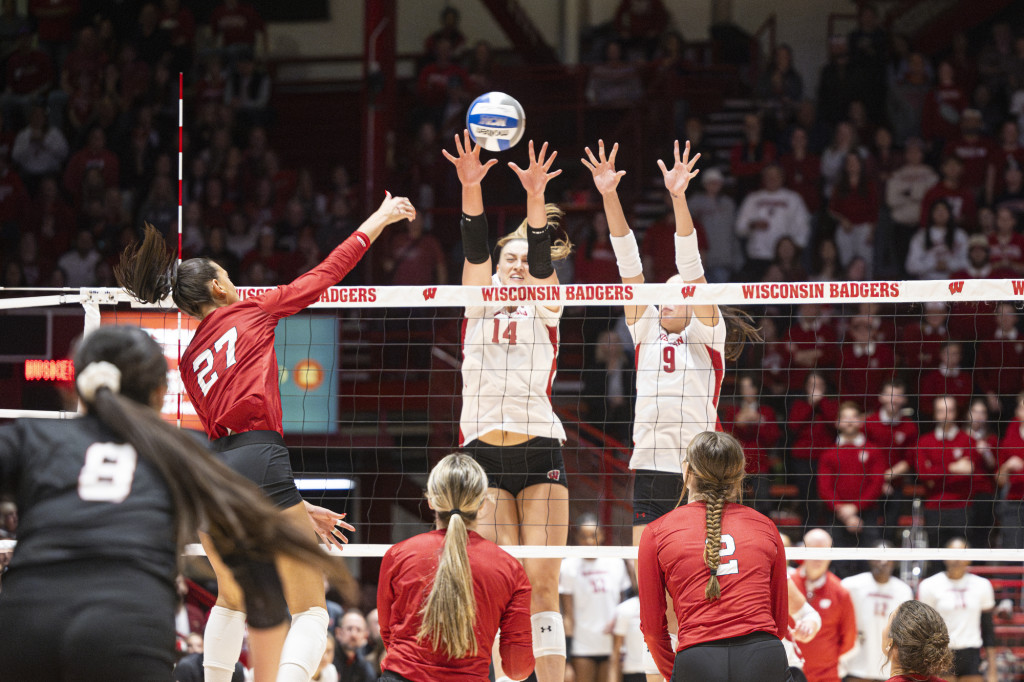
<box><xmin>444</xmin><ymin>130</ymin><xmax>574</xmax><ymax>682</ymax></box>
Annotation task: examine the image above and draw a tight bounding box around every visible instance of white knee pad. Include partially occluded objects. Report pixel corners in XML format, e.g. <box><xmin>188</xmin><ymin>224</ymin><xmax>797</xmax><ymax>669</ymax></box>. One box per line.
<box><xmin>531</xmin><ymin>611</ymin><xmax>566</xmax><ymax>659</ymax></box>
<box><xmin>277</xmin><ymin>607</ymin><xmax>329</xmax><ymax>682</ymax></box>
<box><xmin>203</xmin><ymin>606</ymin><xmax>246</xmax><ymax>682</ymax></box>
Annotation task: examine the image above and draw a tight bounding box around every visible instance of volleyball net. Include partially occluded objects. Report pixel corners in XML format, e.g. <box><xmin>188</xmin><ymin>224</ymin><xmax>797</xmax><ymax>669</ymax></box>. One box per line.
<box><xmin>2</xmin><ymin>278</ymin><xmax>1024</xmax><ymax>576</ymax></box>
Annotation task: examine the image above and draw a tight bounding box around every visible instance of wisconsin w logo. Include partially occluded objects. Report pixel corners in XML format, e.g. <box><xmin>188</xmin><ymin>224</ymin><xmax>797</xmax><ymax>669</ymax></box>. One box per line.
<box><xmin>680</xmin><ymin>286</ymin><xmax>696</xmax><ymax>298</ymax></box>
<box><xmin>1013</xmin><ymin>280</ymin><xmax>1024</xmax><ymax>295</ymax></box>
<box><xmin>422</xmin><ymin>287</ymin><xmax>437</xmax><ymax>301</ymax></box>
<box><xmin>948</xmin><ymin>281</ymin><xmax>964</xmax><ymax>295</ymax></box>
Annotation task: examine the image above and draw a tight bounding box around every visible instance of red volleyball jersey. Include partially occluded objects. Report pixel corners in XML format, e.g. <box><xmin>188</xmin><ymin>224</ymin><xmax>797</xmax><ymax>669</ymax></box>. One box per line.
<box><xmin>638</xmin><ymin>502</ymin><xmax>788</xmax><ymax>680</ymax></box>
<box><xmin>377</xmin><ymin>529</ymin><xmax>533</xmax><ymax>682</ymax></box>
<box><xmin>181</xmin><ymin>233</ymin><xmax>370</xmax><ymax>438</ymax></box>
<box><xmin>791</xmin><ymin>571</ymin><xmax>857</xmax><ymax>682</ymax></box>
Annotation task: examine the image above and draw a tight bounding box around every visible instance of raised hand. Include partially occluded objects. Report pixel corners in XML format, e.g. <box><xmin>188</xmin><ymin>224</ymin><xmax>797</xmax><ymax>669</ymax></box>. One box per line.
<box><xmin>303</xmin><ymin>501</ymin><xmax>355</xmax><ymax>552</ymax></box>
<box><xmin>582</xmin><ymin>139</ymin><xmax>626</xmax><ymax>196</ymax></box>
<box><xmin>657</xmin><ymin>140</ymin><xmax>701</xmax><ymax>197</ymax></box>
<box><xmin>442</xmin><ymin>129</ymin><xmax>498</xmax><ymax>187</ymax></box>
<box><xmin>375</xmin><ymin>191</ymin><xmax>417</xmax><ymax>224</ymax></box>
<box><xmin>509</xmin><ymin>140</ymin><xmax>562</xmax><ymax>197</ymax></box>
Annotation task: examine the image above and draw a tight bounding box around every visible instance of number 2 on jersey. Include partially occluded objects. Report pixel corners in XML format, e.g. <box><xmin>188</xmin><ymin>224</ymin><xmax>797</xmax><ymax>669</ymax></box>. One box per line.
<box><xmin>491</xmin><ymin>319</ymin><xmax>518</xmax><ymax>345</ymax></box>
<box><xmin>193</xmin><ymin>327</ymin><xmax>238</xmax><ymax>395</ymax></box>
<box><xmin>716</xmin><ymin>534</ymin><xmax>738</xmax><ymax>576</ymax></box>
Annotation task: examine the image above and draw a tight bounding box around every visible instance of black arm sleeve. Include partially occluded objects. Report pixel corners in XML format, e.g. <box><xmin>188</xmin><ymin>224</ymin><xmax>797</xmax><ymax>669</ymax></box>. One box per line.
<box><xmin>461</xmin><ymin>213</ymin><xmax>491</xmax><ymax>264</ymax></box>
<box><xmin>981</xmin><ymin>610</ymin><xmax>996</xmax><ymax>648</ymax></box>
<box><xmin>527</xmin><ymin>226</ymin><xmax>554</xmax><ymax>279</ymax></box>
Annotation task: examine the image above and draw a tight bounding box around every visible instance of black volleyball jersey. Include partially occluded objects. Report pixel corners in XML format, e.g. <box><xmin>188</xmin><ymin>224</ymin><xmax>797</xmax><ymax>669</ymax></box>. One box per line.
<box><xmin>0</xmin><ymin>416</ymin><xmax>177</xmax><ymax>582</ymax></box>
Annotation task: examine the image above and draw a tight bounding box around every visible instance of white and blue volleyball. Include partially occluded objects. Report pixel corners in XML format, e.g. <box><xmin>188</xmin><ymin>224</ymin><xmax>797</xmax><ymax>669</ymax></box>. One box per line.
<box><xmin>466</xmin><ymin>92</ymin><xmax>525</xmax><ymax>152</ymax></box>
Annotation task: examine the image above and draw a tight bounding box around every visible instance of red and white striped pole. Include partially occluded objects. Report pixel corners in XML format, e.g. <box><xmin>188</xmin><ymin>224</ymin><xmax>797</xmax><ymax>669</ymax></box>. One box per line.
<box><xmin>176</xmin><ymin>72</ymin><xmax>184</xmax><ymax>429</ymax></box>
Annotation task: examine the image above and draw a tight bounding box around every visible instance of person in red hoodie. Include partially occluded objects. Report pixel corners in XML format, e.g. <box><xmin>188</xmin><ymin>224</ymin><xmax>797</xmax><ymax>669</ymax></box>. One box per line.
<box><xmin>787</xmin><ymin>371</ymin><xmax>839</xmax><ymax>514</ymax></box>
<box><xmin>988</xmin><ymin>206</ymin><xmax>1024</xmax><ymax>274</ymax></box>
<box><xmin>730</xmin><ymin>112</ymin><xmax>777</xmax><ymax>197</ymax></box>
<box><xmin>918</xmin><ymin>342</ymin><xmax>973</xmax><ymax>420</ymax></box>
<box><xmin>791</xmin><ymin>528</ymin><xmax>857</xmax><ymax>682</ymax></box>
<box><xmin>883</xmin><ymin>600</ymin><xmax>954</xmax><ymax>682</ymax></box>
<box><xmin>966</xmin><ymin>399</ymin><xmax>998</xmax><ymax>549</ymax></box>
<box><xmin>916</xmin><ymin>395</ymin><xmax>976</xmax><ymax>549</ymax></box>
<box><xmin>921</xmin><ymin>61</ymin><xmax>967</xmax><ymax>147</ymax></box>
<box><xmin>721</xmin><ymin>373</ymin><xmax>781</xmax><ymax>511</ymax></box>
<box><xmin>816</xmin><ymin>402</ymin><xmax>886</xmax><ymax>573</ymax></box>
<box><xmin>837</xmin><ymin>315</ymin><xmax>895</xmax><ymax>410</ymax></box>
<box><xmin>997</xmin><ymin>393</ymin><xmax>1024</xmax><ymax>550</ymax></box>
<box><xmin>866</xmin><ymin>378</ymin><xmax>919</xmax><ymax>534</ymax></box>
<box><xmin>943</xmin><ymin>109</ymin><xmax>993</xmax><ymax>197</ymax></box>
<box><xmin>898</xmin><ymin>303</ymin><xmax>950</xmax><ymax>382</ymax></box>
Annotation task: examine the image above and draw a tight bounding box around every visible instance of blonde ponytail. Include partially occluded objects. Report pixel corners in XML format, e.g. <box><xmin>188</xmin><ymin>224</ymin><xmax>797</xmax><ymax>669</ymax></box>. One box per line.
<box><xmin>417</xmin><ymin>453</ymin><xmax>488</xmax><ymax>659</ymax></box>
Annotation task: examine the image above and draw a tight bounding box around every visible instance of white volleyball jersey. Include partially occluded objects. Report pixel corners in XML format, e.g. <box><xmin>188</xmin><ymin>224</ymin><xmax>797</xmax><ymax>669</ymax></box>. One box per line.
<box><xmin>627</xmin><ymin>306</ymin><xmax>727</xmax><ymax>472</ymax></box>
<box><xmin>559</xmin><ymin>557</ymin><xmax>631</xmax><ymax>656</ymax></box>
<box><xmin>918</xmin><ymin>572</ymin><xmax>995</xmax><ymax>650</ymax></box>
<box><xmin>840</xmin><ymin>572</ymin><xmax>914</xmax><ymax>679</ymax></box>
<box><xmin>460</xmin><ymin>299</ymin><xmax>566</xmax><ymax>445</ymax></box>
<box><xmin>612</xmin><ymin>596</ymin><xmax>646</xmax><ymax>674</ymax></box>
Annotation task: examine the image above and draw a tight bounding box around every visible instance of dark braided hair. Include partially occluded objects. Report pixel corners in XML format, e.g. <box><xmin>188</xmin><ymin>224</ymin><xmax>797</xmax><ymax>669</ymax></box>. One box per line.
<box><xmin>684</xmin><ymin>431</ymin><xmax>747</xmax><ymax>601</ymax></box>
<box><xmin>114</xmin><ymin>223</ymin><xmax>221</xmax><ymax>319</ymax></box>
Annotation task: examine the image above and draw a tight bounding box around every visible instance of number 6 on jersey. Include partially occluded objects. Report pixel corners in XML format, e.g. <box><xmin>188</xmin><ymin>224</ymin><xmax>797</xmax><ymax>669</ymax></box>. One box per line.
<box><xmin>192</xmin><ymin>327</ymin><xmax>238</xmax><ymax>395</ymax></box>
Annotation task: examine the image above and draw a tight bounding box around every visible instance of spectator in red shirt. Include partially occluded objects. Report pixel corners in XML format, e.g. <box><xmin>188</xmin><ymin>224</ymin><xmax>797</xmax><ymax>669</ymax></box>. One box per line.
<box><xmin>756</xmin><ymin>315</ymin><xmax>791</xmax><ymax>402</ymax></box>
<box><xmin>423</xmin><ymin>6</ymin><xmax>466</xmax><ymax>59</ymax></box>
<box><xmin>780</xmin><ymin>126</ymin><xmax>822</xmax><ymax>212</ymax></box>
<box><xmin>975</xmin><ymin>301</ymin><xmax>1024</xmax><ymax>417</ymax></box>
<box><xmin>918</xmin><ymin>342</ymin><xmax>973</xmax><ymax>420</ymax></box>
<box><xmin>574</xmin><ymin>211</ymin><xmax>618</xmax><ymax>284</ymax></box>
<box><xmin>866</xmin><ymin>378</ymin><xmax>919</xmax><ymax>531</ymax></box>
<box><xmin>915</xmin><ymin>395</ymin><xmax>976</xmax><ymax>548</ymax></box>
<box><xmin>898</xmin><ymin>302</ymin><xmax>950</xmax><ymax>379</ymax></box>
<box><xmin>837</xmin><ymin>314</ymin><xmax>895</xmax><ymax>410</ymax></box>
<box><xmin>967</xmin><ymin>399</ymin><xmax>998</xmax><ymax>549</ymax></box>
<box><xmin>210</xmin><ymin>0</ymin><xmax>266</xmax><ymax>56</ymax></box>
<box><xmin>817</xmin><ymin>402</ymin><xmax>886</xmax><ymax>568</ymax></box>
<box><xmin>919</xmin><ymin>156</ymin><xmax>977</xmax><ymax>230</ymax></box>
<box><xmin>787</xmin><ymin>371</ymin><xmax>839</xmax><ymax>507</ymax></box>
<box><xmin>377</xmin><ymin>453</ymin><xmax>534</xmax><ymax>682</ymax></box>
<box><xmin>0</xmin><ymin>27</ymin><xmax>53</xmax><ymax>126</ymax></box>
<box><xmin>721</xmin><ymin>373</ymin><xmax>780</xmax><ymax>509</ymax></box>
<box><xmin>63</xmin><ymin>126</ymin><xmax>119</xmax><ymax>200</ymax></box>
<box><xmin>829</xmin><ymin>152</ymin><xmax>880</xmax><ymax>276</ymax></box>
<box><xmin>997</xmin><ymin>393</ymin><xmax>1024</xmax><ymax>549</ymax></box>
<box><xmin>986</xmin><ymin>119</ymin><xmax>1024</xmax><ymax>204</ymax></box>
<box><xmin>382</xmin><ymin>214</ymin><xmax>448</xmax><ymax>286</ymax></box>
<box><xmin>730</xmin><ymin>112</ymin><xmax>777</xmax><ymax>197</ymax></box>
<box><xmin>784</xmin><ymin>303</ymin><xmax>840</xmax><ymax>391</ymax></box>
<box><xmin>791</xmin><ymin>528</ymin><xmax>857</xmax><ymax>682</ymax></box>
<box><xmin>29</xmin><ymin>0</ymin><xmax>78</xmax><ymax>65</ymax></box>
<box><xmin>416</xmin><ymin>38</ymin><xmax>469</xmax><ymax>128</ymax></box>
<box><xmin>921</xmin><ymin>61</ymin><xmax>967</xmax><ymax>147</ymax></box>
<box><xmin>942</xmin><ymin>109</ymin><xmax>992</xmax><ymax>196</ymax></box>
<box><xmin>994</xmin><ymin>161</ymin><xmax>1024</xmax><ymax>217</ymax></box>
<box><xmin>989</xmin><ymin>206</ymin><xmax>1024</xmax><ymax>274</ymax></box>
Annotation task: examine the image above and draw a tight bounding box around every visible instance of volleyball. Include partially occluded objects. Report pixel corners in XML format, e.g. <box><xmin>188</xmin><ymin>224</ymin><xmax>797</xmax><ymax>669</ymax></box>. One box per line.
<box><xmin>466</xmin><ymin>91</ymin><xmax>525</xmax><ymax>152</ymax></box>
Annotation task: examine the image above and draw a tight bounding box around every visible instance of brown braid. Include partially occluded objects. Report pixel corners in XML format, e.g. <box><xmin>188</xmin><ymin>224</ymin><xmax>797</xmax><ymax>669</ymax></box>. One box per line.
<box><xmin>683</xmin><ymin>432</ymin><xmax>748</xmax><ymax>603</ymax></box>
<box><xmin>703</xmin><ymin>489</ymin><xmax>727</xmax><ymax>600</ymax></box>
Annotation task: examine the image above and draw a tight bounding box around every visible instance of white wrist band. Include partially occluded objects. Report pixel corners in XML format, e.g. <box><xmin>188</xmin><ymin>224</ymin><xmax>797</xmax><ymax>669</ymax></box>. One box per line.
<box><xmin>675</xmin><ymin>232</ymin><xmax>704</xmax><ymax>280</ymax></box>
<box><xmin>610</xmin><ymin>231</ymin><xmax>643</xmax><ymax>278</ymax></box>
<box><xmin>794</xmin><ymin>601</ymin><xmax>821</xmax><ymax>634</ymax></box>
